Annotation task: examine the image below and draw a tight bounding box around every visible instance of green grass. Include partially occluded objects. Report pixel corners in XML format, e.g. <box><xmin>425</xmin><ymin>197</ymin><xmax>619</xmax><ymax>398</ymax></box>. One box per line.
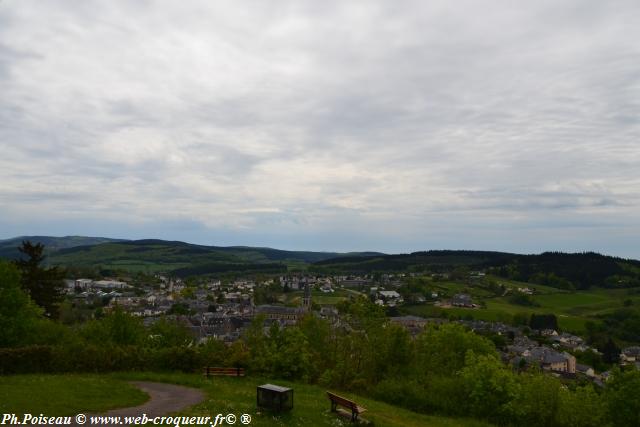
<box><xmin>312</xmin><ymin>295</ymin><xmax>348</xmax><ymax>305</ymax></box>
<box><xmin>404</xmin><ymin>304</ymin><xmax>517</xmax><ymax>324</ymax></box>
<box><xmin>1</xmin><ymin>372</ymin><xmax>492</xmax><ymax>426</ymax></box>
<box><xmin>0</xmin><ymin>374</ymin><xmax>148</xmax><ymax>415</ymax></box>
<box><xmin>488</xmin><ymin>276</ymin><xmax>566</xmax><ymax>295</ymax></box>
<box><xmin>112</xmin><ymin>372</ymin><xmax>492</xmax><ymax>427</ymax></box>
<box><xmin>403</xmin><ymin>279</ymin><xmax>640</xmax><ymax>334</ymax></box>
<box><xmin>283</xmin><ymin>290</ymin><xmax>350</xmax><ymax>306</ymax></box>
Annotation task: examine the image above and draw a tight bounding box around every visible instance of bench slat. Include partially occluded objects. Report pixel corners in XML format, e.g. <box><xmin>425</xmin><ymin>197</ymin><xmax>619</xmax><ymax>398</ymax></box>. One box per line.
<box><xmin>203</xmin><ymin>367</ymin><xmax>245</xmax><ymax>377</ymax></box>
<box><xmin>327</xmin><ymin>391</ymin><xmax>366</xmax><ymax>420</ymax></box>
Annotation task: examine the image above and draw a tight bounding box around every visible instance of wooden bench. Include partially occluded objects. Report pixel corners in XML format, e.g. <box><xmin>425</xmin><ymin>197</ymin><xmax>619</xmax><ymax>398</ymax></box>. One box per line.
<box><xmin>327</xmin><ymin>391</ymin><xmax>367</xmax><ymax>422</ymax></box>
<box><xmin>203</xmin><ymin>367</ymin><xmax>245</xmax><ymax>377</ymax></box>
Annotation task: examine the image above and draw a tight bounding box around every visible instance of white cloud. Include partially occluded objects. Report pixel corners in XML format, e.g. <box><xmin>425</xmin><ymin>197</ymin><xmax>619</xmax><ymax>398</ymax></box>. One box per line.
<box><xmin>0</xmin><ymin>0</ymin><xmax>639</xmax><ymax>256</ymax></box>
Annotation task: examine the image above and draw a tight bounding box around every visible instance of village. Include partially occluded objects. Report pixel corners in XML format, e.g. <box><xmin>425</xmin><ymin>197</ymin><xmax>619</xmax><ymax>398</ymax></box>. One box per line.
<box><xmin>64</xmin><ymin>272</ymin><xmax>640</xmax><ymax>388</ymax></box>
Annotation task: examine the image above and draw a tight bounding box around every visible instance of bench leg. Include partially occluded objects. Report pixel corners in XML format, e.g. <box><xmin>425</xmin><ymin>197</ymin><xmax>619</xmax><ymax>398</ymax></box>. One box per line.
<box><xmin>331</xmin><ymin>402</ymin><xmax>337</xmax><ymax>412</ymax></box>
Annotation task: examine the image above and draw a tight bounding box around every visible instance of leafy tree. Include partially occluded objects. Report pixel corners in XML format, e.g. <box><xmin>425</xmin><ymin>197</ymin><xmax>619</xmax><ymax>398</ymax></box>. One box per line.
<box><xmin>556</xmin><ymin>385</ymin><xmax>606</xmax><ymax>427</ymax></box>
<box><xmin>272</xmin><ymin>327</ymin><xmax>312</xmax><ymax>380</ymax></box>
<box><xmin>80</xmin><ymin>308</ymin><xmax>145</xmax><ymax>346</ymax></box>
<box><xmin>168</xmin><ymin>302</ymin><xmax>191</xmax><ymax>315</ymax></box>
<box><xmin>148</xmin><ymin>318</ymin><xmax>192</xmax><ymax>347</ymax></box>
<box><xmin>298</xmin><ymin>315</ymin><xmax>334</xmax><ymax>380</ymax></box>
<box><xmin>510</xmin><ymin>372</ymin><xmax>562</xmax><ymax>426</ymax></box>
<box><xmin>602</xmin><ymin>337</ymin><xmax>620</xmax><ymax>364</ymax></box>
<box><xmin>508</xmin><ymin>293</ymin><xmax>539</xmax><ymax>307</ymax></box>
<box><xmin>0</xmin><ymin>261</ymin><xmax>43</xmax><ymax>346</ymax></box>
<box><xmin>530</xmin><ymin>313</ymin><xmax>558</xmax><ymax>331</ymax></box>
<box><xmin>601</xmin><ymin>308</ymin><xmax>640</xmax><ymax>343</ymax></box>
<box><xmin>605</xmin><ymin>369</ymin><xmax>640</xmax><ymax>426</ymax></box>
<box><xmin>459</xmin><ymin>351</ymin><xmax>518</xmax><ymax>423</ymax></box>
<box><xmin>242</xmin><ymin>315</ymin><xmax>271</xmax><ymax>372</ymax></box>
<box><xmin>337</xmin><ymin>297</ymin><xmax>386</xmax><ymax>331</ymax></box>
<box><xmin>361</xmin><ymin>322</ymin><xmax>413</xmax><ymax>384</ymax></box>
<box><xmin>415</xmin><ymin>323</ymin><xmax>496</xmax><ymax>377</ymax></box>
<box><xmin>513</xmin><ymin>312</ymin><xmax>530</xmax><ymax>326</ymax></box>
<box><xmin>13</xmin><ymin>241</ymin><xmax>65</xmax><ymax>318</ymax></box>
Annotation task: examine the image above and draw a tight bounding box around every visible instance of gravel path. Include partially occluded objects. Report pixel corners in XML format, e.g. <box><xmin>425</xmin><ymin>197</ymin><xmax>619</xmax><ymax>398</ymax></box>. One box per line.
<box><xmin>69</xmin><ymin>381</ymin><xmax>206</xmax><ymax>426</ymax></box>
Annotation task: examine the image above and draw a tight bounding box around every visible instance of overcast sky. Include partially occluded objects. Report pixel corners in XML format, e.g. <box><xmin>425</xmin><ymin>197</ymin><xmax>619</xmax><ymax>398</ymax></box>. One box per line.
<box><xmin>1</xmin><ymin>1</ymin><xmax>639</xmax><ymax>257</ymax></box>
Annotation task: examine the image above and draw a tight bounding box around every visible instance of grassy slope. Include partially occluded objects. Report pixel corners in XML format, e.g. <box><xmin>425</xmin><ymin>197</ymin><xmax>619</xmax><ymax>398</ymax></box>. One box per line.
<box><xmin>0</xmin><ymin>374</ymin><xmax>148</xmax><ymax>415</ymax></box>
<box><xmin>48</xmin><ymin>242</ymin><xmax>242</xmax><ymax>273</ymax></box>
<box><xmin>283</xmin><ymin>290</ymin><xmax>352</xmax><ymax>306</ymax></box>
<box><xmin>43</xmin><ymin>240</ymin><xmax>379</xmax><ymax>274</ymax></box>
<box><xmin>404</xmin><ymin>276</ymin><xmax>640</xmax><ymax>333</ymax></box>
<box><xmin>113</xmin><ymin>372</ymin><xmax>492</xmax><ymax>427</ymax></box>
<box><xmin>0</xmin><ymin>236</ymin><xmax>124</xmax><ymax>260</ymax></box>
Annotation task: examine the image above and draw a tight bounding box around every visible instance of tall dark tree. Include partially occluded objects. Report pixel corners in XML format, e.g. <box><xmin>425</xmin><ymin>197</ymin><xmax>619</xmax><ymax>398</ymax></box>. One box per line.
<box><xmin>602</xmin><ymin>337</ymin><xmax>620</xmax><ymax>364</ymax></box>
<box><xmin>13</xmin><ymin>241</ymin><xmax>65</xmax><ymax>318</ymax></box>
<box><xmin>529</xmin><ymin>313</ymin><xmax>558</xmax><ymax>331</ymax></box>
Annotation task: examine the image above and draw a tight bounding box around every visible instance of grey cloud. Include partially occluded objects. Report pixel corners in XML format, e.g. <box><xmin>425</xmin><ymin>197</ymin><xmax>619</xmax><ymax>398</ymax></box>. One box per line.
<box><xmin>0</xmin><ymin>0</ymin><xmax>639</xmax><ymax>257</ymax></box>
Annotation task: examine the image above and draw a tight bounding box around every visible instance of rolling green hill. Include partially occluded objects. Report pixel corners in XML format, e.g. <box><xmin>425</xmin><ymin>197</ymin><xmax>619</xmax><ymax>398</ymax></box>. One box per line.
<box><xmin>0</xmin><ymin>236</ymin><xmax>383</xmax><ymax>276</ymax></box>
<box><xmin>3</xmin><ymin>237</ymin><xmax>639</xmax><ymax>288</ymax></box>
<box><xmin>0</xmin><ymin>236</ymin><xmax>124</xmax><ymax>260</ymax></box>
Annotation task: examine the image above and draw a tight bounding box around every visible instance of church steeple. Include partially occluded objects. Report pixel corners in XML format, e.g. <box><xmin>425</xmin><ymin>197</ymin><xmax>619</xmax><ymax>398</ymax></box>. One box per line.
<box><xmin>303</xmin><ymin>283</ymin><xmax>311</xmax><ymax>310</ymax></box>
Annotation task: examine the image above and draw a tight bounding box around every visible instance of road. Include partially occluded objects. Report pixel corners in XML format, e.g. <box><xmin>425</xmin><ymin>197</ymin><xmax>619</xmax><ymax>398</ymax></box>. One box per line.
<box><xmin>69</xmin><ymin>381</ymin><xmax>205</xmax><ymax>426</ymax></box>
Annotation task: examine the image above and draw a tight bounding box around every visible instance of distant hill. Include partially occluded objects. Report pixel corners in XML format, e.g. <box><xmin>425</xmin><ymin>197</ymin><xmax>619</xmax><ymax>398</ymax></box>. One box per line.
<box><xmin>3</xmin><ymin>236</ymin><xmax>638</xmax><ymax>288</ymax></box>
<box><xmin>0</xmin><ymin>236</ymin><xmax>383</xmax><ymax>276</ymax></box>
<box><xmin>313</xmin><ymin>250</ymin><xmax>515</xmax><ymax>270</ymax></box>
<box><xmin>313</xmin><ymin>250</ymin><xmax>640</xmax><ymax>289</ymax></box>
<box><xmin>0</xmin><ymin>236</ymin><xmax>125</xmax><ymax>260</ymax></box>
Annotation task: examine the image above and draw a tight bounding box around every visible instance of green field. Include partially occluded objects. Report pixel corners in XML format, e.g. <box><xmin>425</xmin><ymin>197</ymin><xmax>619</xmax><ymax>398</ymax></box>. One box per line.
<box><xmin>283</xmin><ymin>289</ymin><xmax>352</xmax><ymax>306</ymax></box>
<box><xmin>404</xmin><ymin>278</ymin><xmax>640</xmax><ymax>333</ymax></box>
<box><xmin>1</xmin><ymin>373</ymin><xmax>492</xmax><ymax>427</ymax></box>
<box><xmin>0</xmin><ymin>374</ymin><xmax>148</xmax><ymax>415</ymax></box>
<box><xmin>115</xmin><ymin>372</ymin><xmax>492</xmax><ymax>427</ymax></box>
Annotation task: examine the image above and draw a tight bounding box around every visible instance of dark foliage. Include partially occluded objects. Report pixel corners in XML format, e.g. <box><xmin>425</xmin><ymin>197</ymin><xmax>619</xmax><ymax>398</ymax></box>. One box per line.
<box><xmin>0</xmin><ymin>345</ymin><xmax>53</xmax><ymax>374</ymax></box>
<box><xmin>13</xmin><ymin>241</ymin><xmax>65</xmax><ymax>318</ymax></box>
<box><xmin>529</xmin><ymin>313</ymin><xmax>559</xmax><ymax>330</ymax></box>
<box><xmin>490</xmin><ymin>252</ymin><xmax>640</xmax><ymax>290</ymax></box>
<box><xmin>315</xmin><ymin>250</ymin><xmax>640</xmax><ymax>290</ymax></box>
<box><xmin>172</xmin><ymin>262</ymin><xmax>286</xmax><ymax>277</ymax></box>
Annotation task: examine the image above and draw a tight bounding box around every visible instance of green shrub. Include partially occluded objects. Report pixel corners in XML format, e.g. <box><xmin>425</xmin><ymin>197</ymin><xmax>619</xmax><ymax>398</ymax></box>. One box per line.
<box><xmin>152</xmin><ymin>346</ymin><xmax>202</xmax><ymax>372</ymax></box>
<box><xmin>0</xmin><ymin>345</ymin><xmax>53</xmax><ymax>374</ymax></box>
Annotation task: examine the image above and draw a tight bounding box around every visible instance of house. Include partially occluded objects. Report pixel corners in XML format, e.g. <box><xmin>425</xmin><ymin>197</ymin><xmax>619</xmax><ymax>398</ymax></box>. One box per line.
<box><xmin>576</xmin><ymin>364</ymin><xmax>596</xmax><ymax>378</ymax></box>
<box><xmin>597</xmin><ymin>371</ymin><xmax>612</xmax><ymax>386</ymax></box>
<box><xmin>93</xmin><ymin>280</ymin><xmax>132</xmax><ymax>290</ymax></box>
<box><xmin>74</xmin><ymin>278</ymin><xmax>93</xmax><ymax>289</ymax></box>
<box><xmin>319</xmin><ymin>306</ymin><xmax>339</xmax><ymax>320</ymax></box>
<box><xmin>451</xmin><ymin>294</ymin><xmax>474</xmax><ymax>307</ymax></box>
<box><xmin>339</xmin><ymin>278</ymin><xmax>371</xmax><ymax>288</ymax></box>
<box><xmin>507</xmin><ymin>336</ymin><xmax>539</xmax><ymax>357</ymax></box>
<box><xmin>320</xmin><ymin>284</ymin><xmax>334</xmax><ymax>293</ymax></box>
<box><xmin>378</xmin><ymin>290</ymin><xmax>403</xmax><ymax>306</ymax></box>
<box><xmin>194</xmin><ymin>289</ymin><xmax>209</xmax><ymax>300</ymax></box>
<box><xmin>521</xmin><ymin>347</ymin><xmax>576</xmax><ymax>374</ymax></box>
<box><xmin>620</xmin><ymin>346</ymin><xmax>640</xmax><ymax>365</ymax></box>
<box><xmin>206</xmin><ymin>280</ymin><xmax>221</xmax><ymax>290</ymax></box>
<box><xmin>254</xmin><ymin>305</ymin><xmax>306</xmax><ymax>322</ymax></box>
<box><xmin>550</xmin><ymin>332</ymin><xmax>584</xmax><ymax>349</ymax></box>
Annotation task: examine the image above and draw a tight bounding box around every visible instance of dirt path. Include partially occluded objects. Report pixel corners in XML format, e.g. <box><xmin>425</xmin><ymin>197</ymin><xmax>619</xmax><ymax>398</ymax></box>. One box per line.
<box><xmin>70</xmin><ymin>381</ymin><xmax>205</xmax><ymax>426</ymax></box>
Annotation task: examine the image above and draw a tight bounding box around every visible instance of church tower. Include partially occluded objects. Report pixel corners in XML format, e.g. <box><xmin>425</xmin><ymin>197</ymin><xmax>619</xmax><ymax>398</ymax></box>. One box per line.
<box><xmin>303</xmin><ymin>283</ymin><xmax>312</xmax><ymax>310</ymax></box>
